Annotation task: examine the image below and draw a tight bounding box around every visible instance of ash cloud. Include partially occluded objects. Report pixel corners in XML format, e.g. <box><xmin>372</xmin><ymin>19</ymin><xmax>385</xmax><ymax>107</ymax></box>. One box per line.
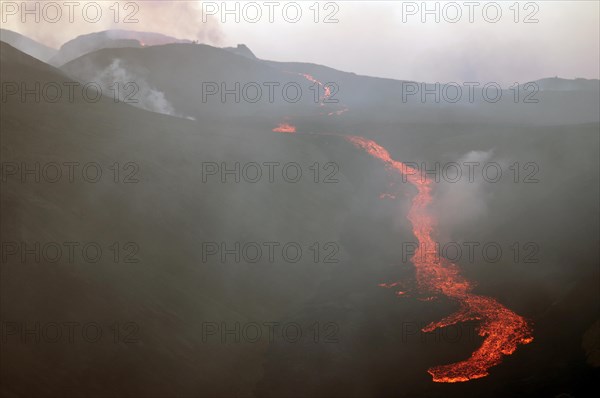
<box><xmin>2</xmin><ymin>1</ymin><xmax>224</xmax><ymax>48</ymax></box>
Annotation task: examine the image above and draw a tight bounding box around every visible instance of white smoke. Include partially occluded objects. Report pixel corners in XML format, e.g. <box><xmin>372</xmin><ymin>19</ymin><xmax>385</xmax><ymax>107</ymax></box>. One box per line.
<box><xmin>94</xmin><ymin>59</ymin><xmax>194</xmax><ymax>120</ymax></box>
<box><xmin>2</xmin><ymin>1</ymin><xmax>224</xmax><ymax>49</ymax></box>
<box><xmin>432</xmin><ymin>150</ymin><xmax>502</xmax><ymax>231</ymax></box>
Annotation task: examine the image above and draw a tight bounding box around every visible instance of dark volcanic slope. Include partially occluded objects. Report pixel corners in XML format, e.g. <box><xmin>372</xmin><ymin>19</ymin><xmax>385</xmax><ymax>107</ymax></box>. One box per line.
<box><xmin>61</xmin><ymin>42</ymin><xmax>600</xmax><ymax>127</ymax></box>
<box><xmin>60</xmin><ymin>43</ymin><xmax>312</xmax><ymax>121</ymax></box>
<box><xmin>2</xmin><ymin>40</ymin><xmax>599</xmax><ymax>398</ymax></box>
<box><xmin>0</xmin><ymin>41</ymin><xmax>382</xmax><ymax>397</ymax></box>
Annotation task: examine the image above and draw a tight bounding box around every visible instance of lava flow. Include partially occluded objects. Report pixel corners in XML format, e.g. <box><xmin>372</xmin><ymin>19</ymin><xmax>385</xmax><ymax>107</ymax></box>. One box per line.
<box><xmin>273</xmin><ymin>73</ymin><xmax>533</xmax><ymax>382</ymax></box>
<box><xmin>347</xmin><ymin>136</ymin><xmax>533</xmax><ymax>383</ymax></box>
<box><xmin>299</xmin><ymin>73</ymin><xmax>331</xmax><ymax>105</ymax></box>
<box><xmin>273</xmin><ymin>123</ymin><xmax>296</xmax><ymax>133</ymax></box>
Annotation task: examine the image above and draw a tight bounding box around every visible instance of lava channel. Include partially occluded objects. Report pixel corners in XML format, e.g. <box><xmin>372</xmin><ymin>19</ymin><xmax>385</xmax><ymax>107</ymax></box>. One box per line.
<box><xmin>272</xmin><ymin>72</ymin><xmax>533</xmax><ymax>382</ymax></box>
<box><xmin>346</xmin><ymin>135</ymin><xmax>533</xmax><ymax>383</ymax></box>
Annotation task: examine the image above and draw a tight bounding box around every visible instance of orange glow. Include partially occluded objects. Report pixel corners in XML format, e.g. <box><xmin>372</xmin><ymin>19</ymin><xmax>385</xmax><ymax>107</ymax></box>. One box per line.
<box><xmin>272</xmin><ymin>70</ymin><xmax>532</xmax><ymax>383</ymax></box>
<box><xmin>300</xmin><ymin>73</ymin><xmax>331</xmax><ymax>104</ymax></box>
<box><xmin>328</xmin><ymin>108</ymin><xmax>349</xmax><ymax>116</ymax></box>
<box><xmin>347</xmin><ymin>135</ymin><xmax>533</xmax><ymax>383</ymax></box>
<box><xmin>272</xmin><ymin>123</ymin><xmax>296</xmax><ymax>133</ymax></box>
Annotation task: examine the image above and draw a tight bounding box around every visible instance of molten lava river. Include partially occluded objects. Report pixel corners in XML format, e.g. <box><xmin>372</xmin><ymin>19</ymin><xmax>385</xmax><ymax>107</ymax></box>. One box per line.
<box><xmin>273</xmin><ymin>73</ymin><xmax>533</xmax><ymax>383</ymax></box>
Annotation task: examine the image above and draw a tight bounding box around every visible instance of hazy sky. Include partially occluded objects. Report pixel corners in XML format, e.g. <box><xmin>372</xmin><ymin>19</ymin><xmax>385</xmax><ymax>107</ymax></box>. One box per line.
<box><xmin>2</xmin><ymin>1</ymin><xmax>599</xmax><ymax>85</ymax></box>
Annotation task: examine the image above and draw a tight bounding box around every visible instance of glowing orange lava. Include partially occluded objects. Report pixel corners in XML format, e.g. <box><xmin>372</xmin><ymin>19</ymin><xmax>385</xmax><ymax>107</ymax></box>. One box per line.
<box><xmin>272</xmin><ymin>123</ymin><xmax>296</xmax><ymax>133</ymax></box>
<box><xmin>274</xmin><ymin>72</ymin><xmax>533</xmax><ymax>382</ymax></box>
<box><xmin>299</xmin><ymin>73</ymin><xmax>331</xmax><ymax>104</ymax></box>
<box><xmin>347</xmin><ymin>136</ymin><xmax>533</xmax><ymax>383</ymax></box>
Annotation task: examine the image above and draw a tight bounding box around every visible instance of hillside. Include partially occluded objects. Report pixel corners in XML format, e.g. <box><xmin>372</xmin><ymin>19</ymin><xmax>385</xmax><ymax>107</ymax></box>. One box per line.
<box><xmin>60</xmin><ymin>43</ymin><xmax>600</xmax><ymax>127</ymax></box>
<box><xmin>1</xmin><ymin>38</ymin><xmax>599</xmax><ymax>397</ymax></box>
